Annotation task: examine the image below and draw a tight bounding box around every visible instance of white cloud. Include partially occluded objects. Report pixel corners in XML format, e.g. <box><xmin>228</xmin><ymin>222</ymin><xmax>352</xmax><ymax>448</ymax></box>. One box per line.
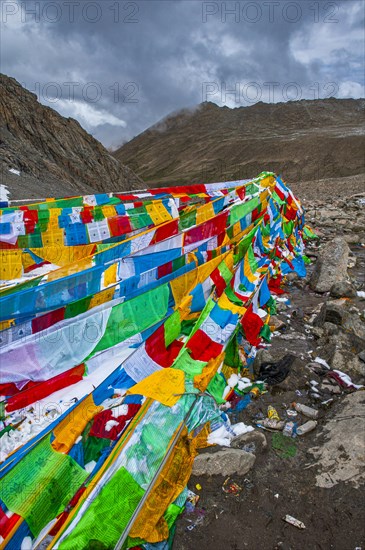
<box><xmin>55</xmin><ymin>100</ymin><xmax>127</xmax><ymax>129</ymax></box>
<box><xmin>338</xmin><ymin>81</ymin><xmax>364</xmax><ymax>98</ymax></box>
<box><xmin>290</xmin><ymin>2</ymin><xmax>364</xmax><ymax>65</ymax></box>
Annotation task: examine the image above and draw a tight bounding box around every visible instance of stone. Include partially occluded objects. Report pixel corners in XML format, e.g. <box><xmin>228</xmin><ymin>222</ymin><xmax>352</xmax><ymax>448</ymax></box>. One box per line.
<box><xmin>285</xmin><ymin>272</ymin><xmax>299</xmax><ymax>282</ymax></box>
<box><xmin>231</xmin><ymin>431</ymin><xmax>267</xmax><ymax>454</ymax></box>
<box><xmin>323</xmin><ymin>322</ymin><xmax>339</xmax><ymax>336</ymax></box>
<box><xmin>330</xmin><ymin>349</ymin><xmax>365</xmax><ymax>378</ymax></box>
<box><xmin>343</xmin><ymin>234</ymin><xmax>360</xmax><ymax>244</ymax></box>
<box><xmin>310</xmin><ymin>237</ymin><xmax>350</xmax><ymax>293</ymax></box>
<box><xmin>330</xmin><ymin>280</ymin><xmax>356</xmax><ymax>298</ymax></box>
<box><xmin>314</xmin><ymin>328</ymin><xmax>363</xmax><ymax>366</ymax></box>
<box><xmin>311</xmin><ymin>326</ymin><xmax>324</xmax><ymax>339</ymax></box>
<box><xmin>269</xmin><ymin>316</ymin><xmax>287</xmax><ymax>331</ymax></box>
<box><xmin>342</xmin><ymin>312</ymin><xmax>365</xmax><ymax>341</ymax></box>
<box><xmin>359</xmin><ymin>351</ymin><xmax>365</xmax><ymax>363</ymax></box>
<box><xmin>319</xmin><ymin>382</ymin><xmax>341</xmax><ymax>395</ymax></box>
<box><xmin>192</xmin><ymin>448</ymin><xmax>255</xmax><ymax>477</ymax></box>
<box><xmin>314</xmin><ymin>299</ymin><xmax>348</xmax><ymax>327</ymax></box>
<box><xmin>309</xmin><ymin>391</ymin><xmax>365</xmax><ymax>488</ymax></box>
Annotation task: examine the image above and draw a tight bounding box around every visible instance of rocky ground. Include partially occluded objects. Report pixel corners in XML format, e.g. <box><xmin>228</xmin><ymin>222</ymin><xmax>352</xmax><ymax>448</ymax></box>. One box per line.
<box><xmin>173</xmin><ymin>193</ymin><xmax>365</xmax><ymax>550</ymax></box>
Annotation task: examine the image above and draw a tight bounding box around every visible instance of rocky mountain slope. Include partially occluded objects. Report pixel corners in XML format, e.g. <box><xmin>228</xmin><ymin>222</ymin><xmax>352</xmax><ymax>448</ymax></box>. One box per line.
<box><xmin>115</xmin><ymin>99</ymin><xmax>365</xmax><ymax>187</ymax></box>
<box><xmin>0</xmin><ymin>74</ymin><xmax>143</xmax><ymax>200</ymax></box>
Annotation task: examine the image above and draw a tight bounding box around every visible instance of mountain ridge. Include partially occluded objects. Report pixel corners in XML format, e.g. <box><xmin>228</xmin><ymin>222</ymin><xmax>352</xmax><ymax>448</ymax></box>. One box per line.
<box><xmin>0</xmin><ymin>74</ymin><xmax>143</xmax><ymax>200</ymax></box>
<box><xmin>114</xmin><ymin>98</ymin><xmax>365</xmax><ymax>187</ymax></box>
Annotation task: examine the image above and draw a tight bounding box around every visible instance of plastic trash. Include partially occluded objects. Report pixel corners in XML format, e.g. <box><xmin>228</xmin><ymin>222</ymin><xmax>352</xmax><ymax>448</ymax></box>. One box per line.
<box><xmin>222</xmin><ymin>477</ymin><xmax>242</xmax><ymax>496</ymax></box>
<box><xmin>185</xmin><ymin>490</ymin><xmax>200</xmax><ymax>513</ymax></box>
<box><xmin>293</xmin><ymin>402</ymin><xmax>319</xmax><ymax>419</ymax></box>
<box><xmin>242</xmin><ymin>442</ymin><xmax>256</xmax><ymax>454</ymax></box>
<box><xmin>283</xmin><ymin>514</ymin><xmax>306</xmax><ymax>529</ymax></box>
<box><xmin>260</xmin><ymin>418</ymin><xmax>285</xmax><ymax>430</ymax></box>
<box><xmin>249</xmin><ymin>386</ymin><xmax>261</xmax><ymax>399</ymax></box>
<box><xmin>282</xmin><ymin>421</ymin><xmax>296</xmax><ymax>438</ymax></box>
<box><xmin>267</xmin><ymin>405</ymin><xmax>280</xmax><ymax>421</ymax></box>
<box><xmin>297</xmin><ymin>420</ymin><xmax>317</xmax><ymax>435</ymax></box>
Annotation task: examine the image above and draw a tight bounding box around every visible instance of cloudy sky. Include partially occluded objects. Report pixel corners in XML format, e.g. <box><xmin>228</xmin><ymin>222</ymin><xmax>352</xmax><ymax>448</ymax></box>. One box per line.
<box><xmin>1</xmin><ymin>0</ymin><xmax>364</xmax><ymax>149</ymax></box>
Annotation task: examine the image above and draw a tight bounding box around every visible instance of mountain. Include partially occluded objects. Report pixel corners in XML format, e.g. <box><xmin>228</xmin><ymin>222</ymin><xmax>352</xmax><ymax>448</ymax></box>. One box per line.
<box><xmin>0</xmin><ymin>74</ymin><xmax>143</xmax><ymax>201</ymax></box>
<box><xmin>114</xmin><ymin>99</ymin><xmax>365</xmax><ymax>188</ymax></box>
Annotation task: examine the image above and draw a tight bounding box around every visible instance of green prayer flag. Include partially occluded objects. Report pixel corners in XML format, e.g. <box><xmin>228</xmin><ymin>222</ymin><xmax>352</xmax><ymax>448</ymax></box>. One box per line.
<box><xmin>267</xmin><ymin>296</ymin><xmax>277</xmax><ymax>315</ymax></box>
<box><xmin>64</xmin><ymin>295</ymin><xmax>92</xmax><ymax>319</ymax></box>
<box><xmin>58</xmin><ymin>467</ymin><xmax>145</xmax><ymax>549</ymax></box>
<box><xmin>89</xmin><ymin>284</ymin><xmax>170</xmax><ymax>356</ymax></box>
<box><xmin>178</xmin><ymin>210</ymin><xmax>196</xmax><ymax>230</ymax></box>
<box><xmin>260</xmin><ymin>323</ymin><xmax>272</xmax><ymax>342</ymax></box>
<box><xmin>164</xmin><ymin>310</ymin><xmax>181</xmax><ymax>347</ymax></box>
<box><xmin>173</xmin><ymin>349</ymin><xmax>207</xmax><ymax>378</ymax></box>
<box><xmin>0</xmin><ymin>435</ymin><xmax>88</xmax><ymax>537</ymax></box>
<box><xmin>283</xmin><ymin>220</ymin><xmax>294</xmax><ymax>237</ymax></box>
<box><xmin>271</xmin><ymin>191</ymin><xmax>286</xmax><ymax>205</ymax></box>
<box><xmin>224</xmin><ymin>331</ymin><xmax>241</xmax><ymax>368</ymax></box>
<box><xmin>229</xmin><ymin>196</ymin><xmax>260</xmax><ymax>226</ymax></box>
<box><xmin>207</xmin><ymin>372</ymin><xmax>226</xmax><ymax>404</ymax></box>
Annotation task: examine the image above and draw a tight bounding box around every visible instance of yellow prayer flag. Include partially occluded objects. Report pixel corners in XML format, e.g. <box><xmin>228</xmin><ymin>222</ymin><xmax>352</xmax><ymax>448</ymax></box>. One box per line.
<box><xmin>127</xmin><ymin>369</ymin><xmax>185</xmax><ymax>407</ymax></box>
<box><xmin>194</xmin><ymin>352</ymin><xmax>225</xmax><ymax>392</ymax></box>
<box><xmin>52</xmin><ymin>394</ymin><xmax>102</xmax><ymax>454</ymax></box>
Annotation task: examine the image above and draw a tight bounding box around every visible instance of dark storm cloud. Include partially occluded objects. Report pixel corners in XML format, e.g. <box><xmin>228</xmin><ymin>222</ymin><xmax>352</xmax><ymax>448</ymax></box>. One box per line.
<box><xmin>1</xmin><ymin>0</ymin><xmax>364</xmax><ymax>148</ymax></box>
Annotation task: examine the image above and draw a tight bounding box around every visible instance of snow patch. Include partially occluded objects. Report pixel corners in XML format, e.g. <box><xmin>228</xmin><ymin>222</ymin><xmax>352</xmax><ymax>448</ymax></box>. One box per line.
<box><xmin>9</xmin><ymin>168</ymin><xmax>20</xmax><ymax>176</ymax></box>
<box><xmin>0</xmin><ymin>184</ymin><xmax>10</xmax><ymax>201</ymax></box>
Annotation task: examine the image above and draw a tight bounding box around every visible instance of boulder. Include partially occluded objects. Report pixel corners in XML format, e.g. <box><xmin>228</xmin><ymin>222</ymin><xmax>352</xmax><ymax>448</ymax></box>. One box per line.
<box><xmin>310</xmin><ymin>237</ymin><xmax>350</xmax><ymax>293</ymax></box>
<box><xmin>192</xmin><ymin>448</ymin><xmax>255</xmax><ymax>477</ymax></box>
<box><xmin>343</xmin><ymin>234</ymin><xmax>360</xmax><ymax>244</ymax></box>
<box><xmin>330</xmin><ymin>280</ymin><xmax>356</xmax><ymax>298</ymax></box>
<box><xmin>309</xmin><ymin>391</ymin><xmax>365</xmax><ymax>488</ymax></box>
<box><xmin>319</xmin><ymin>382</ymin><xmax>341</xmax><ymax>395</ymax></box>
<box><xmin>314</xmin><ymin>299</ymin><xmax>348</xmax><ymax>327</ymax></box>
<box><xmin>323</xmin><ymin>322</ymin><xmax>339</xmax><ymax>336</ymax></box>
<box><xmin>330</xmin><ymin>349</ymin><xmax>365</xmax><ymax>378</ymax></box>
<box><xmin>342</xmin><ymin>312</ymin><xmax>365</xmax><ymax>341</ymax></box>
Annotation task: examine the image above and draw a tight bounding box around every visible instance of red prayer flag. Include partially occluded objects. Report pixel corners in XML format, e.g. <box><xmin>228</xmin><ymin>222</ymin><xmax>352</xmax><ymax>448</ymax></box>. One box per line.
<box><xmin>240</xmin><ymin>305</ymin><xmax>263</xmax><ymax>347</ymax></box>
